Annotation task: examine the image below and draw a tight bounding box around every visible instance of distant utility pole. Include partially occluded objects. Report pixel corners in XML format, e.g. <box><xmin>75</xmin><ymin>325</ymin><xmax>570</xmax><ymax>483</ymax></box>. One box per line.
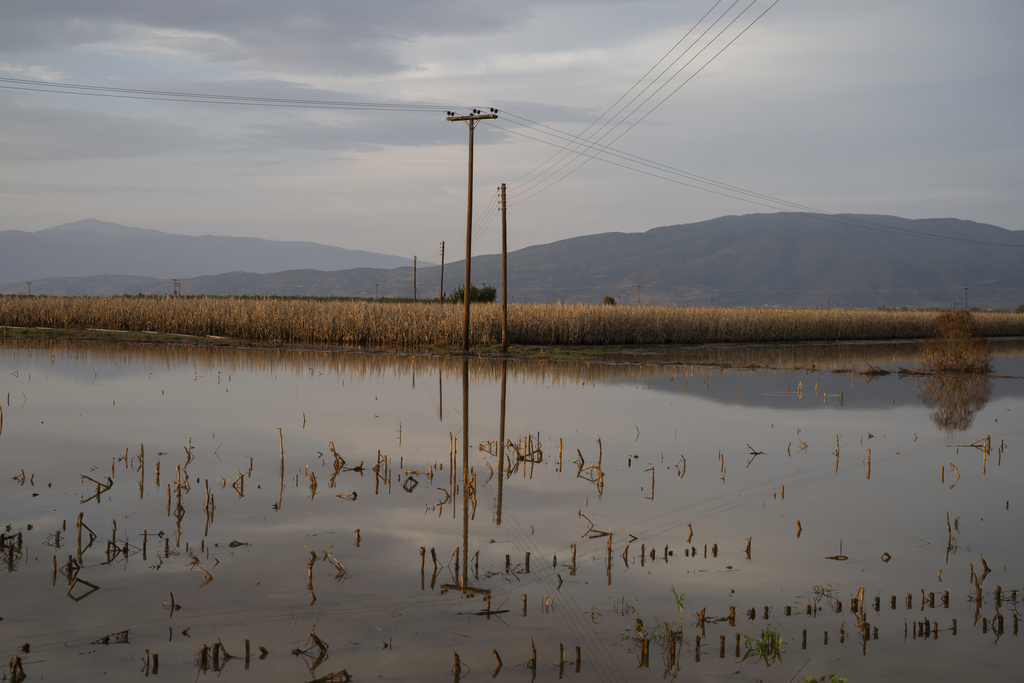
<box><xmin>636</xmin><ymin>285</ymin><xmax>641</xmax><ymax>305</ymax></box>
<box><xmin>414</xmin><ymin>256</ymin><xmax>418</xmax><ymax>302</ymax></box>
<box><xmin>439</xmin><ymin>241</ymin><xmax>445</xmax><ymax>301</ymax></box>
<box><xmin>500</xmin><ymin>182</ymin><xmax>508</xmax><ymax>353</ymax></box>
<box><xmin>446</xmin><ymin>108</ymin><xmax>498</xmax><ymax>352</ymax></box>
<box><xmin>375</xmin><ymin>283</ymin><xmax>379</xmax><ymax>300</ymax></box>
<box><xmin>26</xmin><ymin>281</ymin><xmax>31</xmax><ymax>296</ymax></box>
<box><xmin>964</xmin><ymin>287</ymin><xmax>968</xmax><ymax>310</ymax></box>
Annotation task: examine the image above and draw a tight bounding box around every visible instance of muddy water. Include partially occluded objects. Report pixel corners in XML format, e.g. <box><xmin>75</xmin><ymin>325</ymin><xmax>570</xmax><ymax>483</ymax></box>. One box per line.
<box><xmin>1</xmin><ymin>339</ymin><xmax>1023</xmax><ymax>682</ymax></box>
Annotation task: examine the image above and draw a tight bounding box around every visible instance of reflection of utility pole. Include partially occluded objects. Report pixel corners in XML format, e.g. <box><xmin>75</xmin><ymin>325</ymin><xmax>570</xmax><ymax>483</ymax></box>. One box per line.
<box><xmin>461</xmin><ymin>358</ymin><xmax>470</xmax><ymax>588</ymax></box>
<box><xmin>446</xmin><ymin>109</ymin><xmax>498</xmax><ymax>351</ymax></box>
<box><xmin>497</xmin><ymin>360</ymin><xmax>506</xmax><ymax>525</ymax></box>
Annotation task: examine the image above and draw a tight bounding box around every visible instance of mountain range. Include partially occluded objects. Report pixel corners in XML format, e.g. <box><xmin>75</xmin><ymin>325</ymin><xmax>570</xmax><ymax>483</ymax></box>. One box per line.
<box><xmin>2</xmin><ymin>214</ymin><xmax>1022</xmax><ymax>310</ymax></box>
<box><xmin>0</xmin><ymin>218</ymin><xmax>416</xmax><ymax>282</ymax></box>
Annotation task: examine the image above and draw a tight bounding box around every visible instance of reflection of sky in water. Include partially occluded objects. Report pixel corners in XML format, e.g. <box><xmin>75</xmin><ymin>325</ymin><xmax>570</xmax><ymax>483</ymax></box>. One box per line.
<box><xmin>1</xmin><ymin>340</ymin><xmax>1022</xmax><ymax>682</ymax></box>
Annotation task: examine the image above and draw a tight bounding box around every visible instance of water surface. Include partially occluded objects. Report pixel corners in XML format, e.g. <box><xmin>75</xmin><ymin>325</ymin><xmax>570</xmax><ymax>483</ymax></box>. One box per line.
<box><xmin>2</xmin><ymin>339</ymin><xmax>1022</xmax><ymax>682</ymax></box>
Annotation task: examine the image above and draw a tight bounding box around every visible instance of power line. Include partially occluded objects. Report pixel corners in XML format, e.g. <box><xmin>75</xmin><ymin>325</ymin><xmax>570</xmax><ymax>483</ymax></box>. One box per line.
<box><xmin>508</xmin><ymin>0</ymin><xmax>779</xmax><ymax>204</ymax></box>
<box><xmin>505</xmin><ymin>0</ymin><xmax>730</xmax><ymax>190</ymax></box>
<box><xmin>486</xmin><ymin>117</ymin><xmax>1024</xmax><ymax>249</ymax></box>
<box><xmin>4</xmin><ymin>16</ymin><xmax>1018</xmax><ymax>254</ymax></box>
<box><xmin>0</xmin><ymin>76</ymin><xmax>481</xmax><ymax>113</ymax></box>
<box><xmin>491</xmin><ymin>115</ymin><xmax>821</xmax><ymax>212</ymax></box>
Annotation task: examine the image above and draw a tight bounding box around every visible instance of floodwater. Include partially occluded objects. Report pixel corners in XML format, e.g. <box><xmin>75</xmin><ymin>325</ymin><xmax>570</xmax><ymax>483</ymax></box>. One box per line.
<box><xmin>1</xmin><ymin>339</ymin><xmax>1023</xmax><ymax>682</ymax></box>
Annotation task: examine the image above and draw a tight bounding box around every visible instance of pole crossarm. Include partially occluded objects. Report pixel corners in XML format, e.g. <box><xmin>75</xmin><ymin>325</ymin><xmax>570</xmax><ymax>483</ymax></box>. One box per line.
<box><xmin>445</xmin><ymin>109</ymin><xmax>498</xmax><ymax>123</ymax></box>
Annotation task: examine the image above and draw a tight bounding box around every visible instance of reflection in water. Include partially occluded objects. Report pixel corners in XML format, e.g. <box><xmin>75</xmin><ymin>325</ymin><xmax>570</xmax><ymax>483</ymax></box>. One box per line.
<box><xmin>1</xmin><ymin>337</ymin><xmax>1023</xmax><ymax>682</ymax></box>
<box><xmin>4</xmin><ymin>337</ymin><xmax>1024</xmax><ymax>390</ymax></box>
<box><xmin>497</xmin><ymin>360</ymin><xmax>506</xmax><ymax>527</ymax></box>
<box><xmin>461</xmin><ymin>357</ymin><xmax>470</xmax><ymax>590</ymax></box>
<box><xmin>916</xmin><ymin>374</ymin><xmax>994</xmax><ymax>434</ymax></box>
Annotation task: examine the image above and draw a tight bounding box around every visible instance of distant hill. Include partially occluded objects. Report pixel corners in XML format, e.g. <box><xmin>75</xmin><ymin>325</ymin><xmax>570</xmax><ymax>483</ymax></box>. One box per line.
<box><xmin>342</xmin><ymin>212</ymin><xmax>1024</xmax><ymax>309</ymax></box>
<box><xmin>449</xmin><ymin>212</ymin><xmax>1024</xmax><ymax>309</ymax></box>
<box><xmin>0</xmin><ymin>218</ymin><xmax>417</xmax><ymax>282</ymax></box>
<box><xmin>3</xmin><ymin>213</ymin><xmax>1023</xmax><ymax>309</ymax></box>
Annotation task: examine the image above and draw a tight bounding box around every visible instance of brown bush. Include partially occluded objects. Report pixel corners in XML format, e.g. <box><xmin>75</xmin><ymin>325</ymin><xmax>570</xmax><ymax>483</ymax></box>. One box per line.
<box><xmin>919</xmin><ymin>310</ymin><xmax>992</xmax><ymax>373</ymax></box>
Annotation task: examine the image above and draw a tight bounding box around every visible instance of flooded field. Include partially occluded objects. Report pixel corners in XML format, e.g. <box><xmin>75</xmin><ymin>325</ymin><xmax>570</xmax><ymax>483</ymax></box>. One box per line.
<box><xmin>2</xmin><ymin>339</ymin><xmax>1023</xmax><ymax>682</ymax></box>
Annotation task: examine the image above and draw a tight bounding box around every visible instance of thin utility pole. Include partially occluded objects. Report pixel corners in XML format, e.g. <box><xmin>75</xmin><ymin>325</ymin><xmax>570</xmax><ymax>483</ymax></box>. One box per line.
<box><xmin>439</xmin><ymin>241</ymin><xmax>445</xmax><ymax>301</ymax></box>
<box><xmin>636</xmin><ymin>285</ymin><xmax>641</xmax><ymax>305</ymax></box>
<box><xmin>413</xmin><ymin>255</ymin><xmax>418</xmax><ymax>302</ymax></box>
<box><xmin>499</xmin><ymin>181</ymin><xmax>507</xmax><ymax>352</ymax></box>
<box><xmin>446</xmin><ymin>109</ymin><xmax>498</xmax><ymax>352</ymax></box>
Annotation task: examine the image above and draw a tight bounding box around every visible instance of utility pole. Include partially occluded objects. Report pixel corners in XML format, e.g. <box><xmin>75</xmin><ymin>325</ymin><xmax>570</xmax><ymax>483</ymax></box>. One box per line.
<box><xmin>500</xmin><ymin>182</ymin><xmax>508</xmax><ymax>353</ymax></box>
<box><xmin>964</xmin><ymin>287</ymin><xmax>968</xmax><ymax>311</ymax></box>
<box><xmin>446</xmin><ymin>108</ymin><xmax>498</xmax><ymax>352</ymax></box>
<box><xmin>374</xmin><ymin>283</ymin><xmax>379</xmax><ymax>300</ymax></box>
<box><xmin>439</xmin><ymin>241</ymin><xmax>445</xmax><ymax>301</ymax></box>
<box><xmin>636</xmin><ymin>285</ymin><xmax>641</xmax><ymax>305</ymax></box>
<box><xmin>413</xmin><ymin>256</ymin><xmax>417</xmax><ymax>302</ymax></box>
<box><xmin>26</xmin><ymin>281</ymin><xmax>31</xmax><ymax>296</ymax></box>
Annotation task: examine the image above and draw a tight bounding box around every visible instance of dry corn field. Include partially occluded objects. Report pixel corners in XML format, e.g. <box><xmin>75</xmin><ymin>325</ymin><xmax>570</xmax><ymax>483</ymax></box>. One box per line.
<box><xmin>2</xmin><ymin>295</ymin><xmax>1023</xmax><ymax>347</ymax></box>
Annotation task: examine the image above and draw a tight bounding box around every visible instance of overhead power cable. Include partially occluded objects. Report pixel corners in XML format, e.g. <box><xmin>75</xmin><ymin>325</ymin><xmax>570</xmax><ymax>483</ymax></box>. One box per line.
<box><xmin>506</xmin><ymin>0</ymin><xmax>779</xmax><ymax>204</ymax></box>
<box><xmin>0</xmin><ymin>76</ymin><xmax>480</xmax><ymax>113</ymax></box>
<box><xmin>506</xmin><ymin>0</ymin><xmax>728</xmax><ymax>190</ymax></box>
<box><xmin>485</xmin><ymin>119</ymin><xmax>1024</xmax><ymax>248</ymax></box>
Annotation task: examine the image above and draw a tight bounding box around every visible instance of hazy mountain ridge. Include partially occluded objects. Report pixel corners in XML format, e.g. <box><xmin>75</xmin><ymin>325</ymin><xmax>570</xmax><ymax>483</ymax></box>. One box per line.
<box><xmin>2</xmin><ymin>214</ymin><xmax>1022</xmax><ymax>309</ymax></box>
<box><xmin>0</xmin><ymin>218</ymin><xmax>417</xmax><ymax>281</ymax></box>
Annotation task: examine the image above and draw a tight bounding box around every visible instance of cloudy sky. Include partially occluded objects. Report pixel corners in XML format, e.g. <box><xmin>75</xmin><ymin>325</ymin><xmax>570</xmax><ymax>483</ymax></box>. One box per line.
<box><xmin>1</xmin><ymin>0</ymin><xmax>1021</xmax><ymax>263</ymax></box>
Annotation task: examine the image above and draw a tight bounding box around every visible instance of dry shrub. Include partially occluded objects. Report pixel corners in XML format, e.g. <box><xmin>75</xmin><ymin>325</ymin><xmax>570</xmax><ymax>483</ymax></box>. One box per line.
<box><xmin>919</xmin><ymin>311</ymin><xmax>992</xmax><ymax>373</ymax></box>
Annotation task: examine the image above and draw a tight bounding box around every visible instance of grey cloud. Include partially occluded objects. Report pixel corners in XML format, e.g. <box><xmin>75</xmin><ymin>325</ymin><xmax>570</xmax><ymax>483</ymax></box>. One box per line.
<box><xmin>0</xmin><ymin>97</ymin><xmax>219</xmax><ymax>161</ymax></box>
<box><xmin>3</xmin><ymin>181</ymin><xmax>216</xmax><ymax>195</ymax></box>
<box><xmin>0</xmin><ymin>1</ymin><xmax>536</xmax><ymax>75</ymax></box>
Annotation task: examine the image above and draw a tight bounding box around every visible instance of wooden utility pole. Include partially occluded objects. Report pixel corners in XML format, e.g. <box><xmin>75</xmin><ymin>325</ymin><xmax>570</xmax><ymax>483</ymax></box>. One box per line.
<box><xmin>499</xmin><ymin>181</ymin><xmax>507</xmax><ymax>352</ymax></box>
<box><xmin>413</xmin><ymin>255</ymin><xmax>417</xmax><ymax>302</ymax></box>
<box><xmin>439</xmin><ymin>241</ymin><xmax>445</xmax><ymax>301</ymax></box>
<box><xmin>446</xmin><ymin>109</ymin><xmax>498</xmax><ymax>352</ymax></box>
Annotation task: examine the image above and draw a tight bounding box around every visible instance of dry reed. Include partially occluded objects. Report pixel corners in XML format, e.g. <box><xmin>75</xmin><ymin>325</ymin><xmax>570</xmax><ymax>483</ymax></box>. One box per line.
<box><xmin>3</xmin><ymin>295</ymin><xmax>1024</xmax><ymax>348</ymax></box>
